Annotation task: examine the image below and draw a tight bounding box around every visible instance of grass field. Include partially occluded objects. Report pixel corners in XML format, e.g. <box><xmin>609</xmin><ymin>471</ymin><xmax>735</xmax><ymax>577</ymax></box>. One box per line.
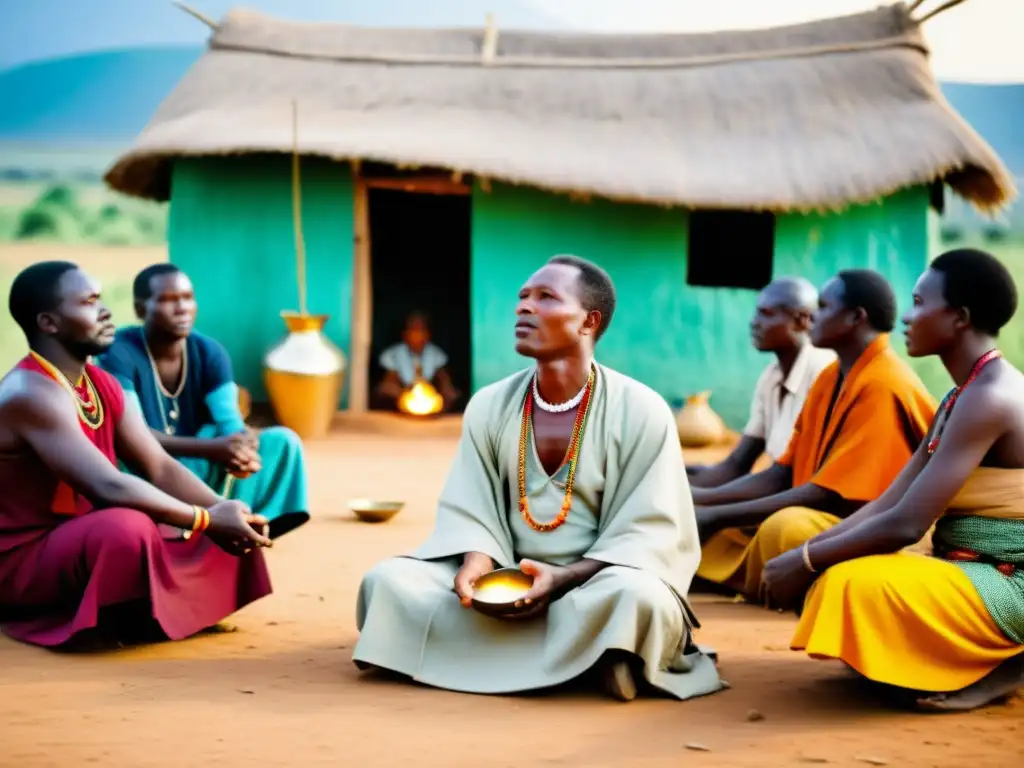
<box><xmin>0</xmin><ymin>179</ymin><xmax>166</xmax><ymax>246</ymax></box>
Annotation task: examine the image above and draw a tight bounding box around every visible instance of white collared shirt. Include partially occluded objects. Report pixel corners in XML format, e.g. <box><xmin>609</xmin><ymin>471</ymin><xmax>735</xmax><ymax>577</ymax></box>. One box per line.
<box><xmin>379</xmin><ymin>342</ymin><xmax>448</xmax><ymax>387</ymax></box>
<box><xmin>743</xmin><ymin>344</ymin><xmax>836</xmax><ymax>460</ymax></box>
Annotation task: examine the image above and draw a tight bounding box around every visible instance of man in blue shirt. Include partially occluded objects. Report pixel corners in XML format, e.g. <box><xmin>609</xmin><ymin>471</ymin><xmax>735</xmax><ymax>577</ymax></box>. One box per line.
<box><xmin>98</xmin><ymin>264</ymin><xmax>310</xmax><ymax>539</ymax></box>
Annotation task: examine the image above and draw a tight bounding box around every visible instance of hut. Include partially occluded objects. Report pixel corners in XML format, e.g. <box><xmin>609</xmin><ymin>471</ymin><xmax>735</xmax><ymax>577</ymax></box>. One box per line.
<box><xmin>105</xmin><ymin>1</ymin><xmax>1014</xmax><ymax>427</ymax></box>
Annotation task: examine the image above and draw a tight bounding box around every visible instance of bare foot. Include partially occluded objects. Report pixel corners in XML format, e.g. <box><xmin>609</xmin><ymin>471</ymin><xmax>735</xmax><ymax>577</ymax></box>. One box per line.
<box><xmin>917</xmin><ymin>654</ymin><xmax>1024</xmax><ymax>712</ymax></box>
<box><xmin>601</xmin><ymin>654</ymin><xmax>638</xmax><ymax>702</ymax></box>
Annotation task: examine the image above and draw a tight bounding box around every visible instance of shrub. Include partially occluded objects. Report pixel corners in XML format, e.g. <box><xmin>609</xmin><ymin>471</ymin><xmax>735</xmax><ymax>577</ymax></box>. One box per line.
<box><xmin>14</xmin><ymin>204</ymin><xmax>80</xmax><ymax>240</ymax></box>
<box><xmin>939</xmin><ymin>223</ymin><xmax>964</xmax><ymax>243</ymax></box>
<box><xmin>36</xmin><ymin>184</ymin><xmax>78</xmax><ymax>210</ymax></box>
<box><xmin>982</xmin><ymin>224</ymin><xmax>1009</xmax><ymax>243</ymax></box>
<box><xmin>98</xmin><ymin>203</ymin><xmax>121</xmax><ymax>221</ymax></box>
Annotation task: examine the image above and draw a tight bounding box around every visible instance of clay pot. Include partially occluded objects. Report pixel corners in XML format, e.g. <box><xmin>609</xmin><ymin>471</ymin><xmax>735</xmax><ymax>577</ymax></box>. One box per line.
<box><xmin>263</xmin><ymin>312</ymin><xmax>347</xmax><ymax>439</ymax></box>
<box><xmin>676</xmin><ymin>390</ymin><xmax>727</xmax><ymax>447</ymax></box>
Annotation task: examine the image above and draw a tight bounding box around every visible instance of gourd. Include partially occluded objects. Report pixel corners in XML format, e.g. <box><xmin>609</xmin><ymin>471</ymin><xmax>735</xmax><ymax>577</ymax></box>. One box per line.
<box><xmin>676</xmin><ymin>390</ymin><xmax>727</xmax><ymax>447</ymax></box>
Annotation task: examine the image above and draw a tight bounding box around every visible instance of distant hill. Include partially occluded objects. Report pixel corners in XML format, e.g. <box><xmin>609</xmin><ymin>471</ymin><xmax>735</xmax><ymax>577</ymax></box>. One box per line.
<box><xmin>0</xmin><ymin>47</ymin><xmax>202</xmax><ymax>143</ymax></box>
<box><xmin>0</xmin><ymin>0</ymin><xmax>558</xmax><ymax>70</ymax></box>
<box><xmin>941</xmin><ymin>83</ymin><xmax>1024</xmax><ymax>174</ymax></box>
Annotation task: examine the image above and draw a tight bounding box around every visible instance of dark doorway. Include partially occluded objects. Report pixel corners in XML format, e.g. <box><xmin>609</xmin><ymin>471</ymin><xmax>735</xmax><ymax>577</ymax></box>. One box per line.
<box><xmin>368</xmin><ymin>188</ymin><xmax>472</xmax><ymax>412</ymax></box>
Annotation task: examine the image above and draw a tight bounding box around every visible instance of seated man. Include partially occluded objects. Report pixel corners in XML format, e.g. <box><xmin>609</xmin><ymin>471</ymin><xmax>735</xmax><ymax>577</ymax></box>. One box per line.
<box><xmin>0</xmin><ymin>261</ymin><xmax>272</xmax><ymax>649</ymax></box>
<box><xmin>373</xmin><ymin>312</ymin><xmax>459</xmax><ymax>411</ymax></box>
<box><xmin>688</xmin><ymin>277</ymin><xmax>834</xmax><ymax>488</ymax></box>
<box><xmin>694</xmin><ymin>270</ymin><xmax>937</xmax><ymax>600</ymax></box>
<box><xmin>764</xmin><ymin>249</ymin><xmax>1024</xmax><ymax>712</ymax></box>
<box><xmin>353</xmin><ymin>255</ymin><xmax>723</xmax><ymax>702</ymax></box>
<box><xmin>98</xmin><ymin>264</ymin><xmax>309</xmax><ymax>540</ymax></box>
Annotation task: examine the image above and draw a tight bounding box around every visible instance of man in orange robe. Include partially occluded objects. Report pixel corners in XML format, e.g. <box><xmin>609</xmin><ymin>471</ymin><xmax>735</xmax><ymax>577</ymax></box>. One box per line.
<box><xmin>693</xmin><ymin>270</ymin><xmax>937</xmax><ymax>601</ymax></box>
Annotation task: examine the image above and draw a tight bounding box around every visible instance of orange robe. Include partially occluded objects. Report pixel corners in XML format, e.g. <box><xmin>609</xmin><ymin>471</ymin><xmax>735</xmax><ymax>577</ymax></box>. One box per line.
<box><xmin>697</xmin><ymin>335</ymin><xmax>937</xmax><ymax>596</ymax></box>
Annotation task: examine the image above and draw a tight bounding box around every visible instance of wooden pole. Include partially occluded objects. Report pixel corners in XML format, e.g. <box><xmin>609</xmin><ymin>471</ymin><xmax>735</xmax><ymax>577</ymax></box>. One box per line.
<box><xmin>349</xmin><ymin>173</ymin><xmax>372</xmax><ymax>413</ymax></box>
<box><xmin>172</xmin><ymin>1</ymin><xmax>218</xmax><ymax>30</ymax></box>
<box><xmin>482</xmin><ymin>13</ymin><xmax>499</xmax><ymax>65</ymax></box>
<box><xmin>291</xmin><ymin>100</ymin><xmax>308</xmax><ymax>315</ymax></box>
<box><xmin>916</xmin><ymin>0</ymin><xmax>968</xmax><ymax>24</ymax></box>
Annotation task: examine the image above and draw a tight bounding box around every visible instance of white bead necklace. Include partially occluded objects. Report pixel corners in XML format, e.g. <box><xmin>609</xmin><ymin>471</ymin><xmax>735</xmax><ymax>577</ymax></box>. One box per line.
<box><xmin>532</xmin><ymin>371</ymin><xmax>589</xmax><ymax>413</ymax></box>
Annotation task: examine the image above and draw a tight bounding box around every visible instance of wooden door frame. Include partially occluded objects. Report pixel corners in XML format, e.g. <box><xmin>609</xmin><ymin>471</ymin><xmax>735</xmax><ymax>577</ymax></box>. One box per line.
<box><xmin>347</xmin><ymin>170</ymin><xmax>471</xmax><ymax>413</ymax></box>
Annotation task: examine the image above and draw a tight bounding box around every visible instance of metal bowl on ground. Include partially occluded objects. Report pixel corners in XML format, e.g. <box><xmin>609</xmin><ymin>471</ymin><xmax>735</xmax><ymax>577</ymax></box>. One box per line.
<box><xmin>348</xmin><ymin>498</ymin><xmax>405</xmax><ymax>523</ymax></box>
<box><xmin>470</xmin><ymin>567</ymin><xmax>535</xmax><ymax>618</ymax></box>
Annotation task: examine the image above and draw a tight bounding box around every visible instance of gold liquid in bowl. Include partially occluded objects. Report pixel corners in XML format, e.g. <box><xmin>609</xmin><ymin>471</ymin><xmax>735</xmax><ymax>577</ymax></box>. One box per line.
<box><xmin>471</xmin><ymin>568</ymin><xmax>535</xmax><ymax>618</ymax></box>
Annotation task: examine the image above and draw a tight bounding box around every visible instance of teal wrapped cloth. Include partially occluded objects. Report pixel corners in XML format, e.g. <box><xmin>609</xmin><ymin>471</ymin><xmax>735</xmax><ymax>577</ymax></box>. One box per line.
<box><xmin>181</xmin><ymin>424</ymin><xmax>310</xmax><ymax>539</ymax></box>
<box><xmin>933</xmin><ymin>466</ymin><xmax>1024</xmax><ymax>644</ymax></box>
<box><xmin>933</xmin><ymin>515</ymin><xmax>1024</xmax><ymax>644</ymax></box>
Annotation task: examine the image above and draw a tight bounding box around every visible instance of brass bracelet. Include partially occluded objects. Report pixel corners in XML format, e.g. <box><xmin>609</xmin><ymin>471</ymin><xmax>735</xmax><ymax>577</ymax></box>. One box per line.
<box><xmin>801</xmin><ymin>541</ymin><xmax>817</xmax><ymax>574</ymax></box>
<box><xmin>193</xmin><ymin>505</ymin><xmax>210</xmax><ymax>534</ymax></box>
<box><xmin>181</xmin><ymin>505</ymin><xmax>200</xmax><ymax>541</ymax></box>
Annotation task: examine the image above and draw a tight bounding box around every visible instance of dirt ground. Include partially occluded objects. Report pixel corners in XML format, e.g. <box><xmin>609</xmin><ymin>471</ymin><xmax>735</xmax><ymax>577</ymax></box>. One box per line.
<box><xmin>1</xmin><ymin>417</ymin><xmax>1020</xmax><ymax>767</ymax></box>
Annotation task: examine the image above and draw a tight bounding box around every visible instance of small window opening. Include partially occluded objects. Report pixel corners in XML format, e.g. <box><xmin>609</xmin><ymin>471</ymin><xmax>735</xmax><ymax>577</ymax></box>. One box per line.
<box><xmin>686</xmin><ymin>209</ymin><xmax>775</xmax><ymax>290</ymax></box>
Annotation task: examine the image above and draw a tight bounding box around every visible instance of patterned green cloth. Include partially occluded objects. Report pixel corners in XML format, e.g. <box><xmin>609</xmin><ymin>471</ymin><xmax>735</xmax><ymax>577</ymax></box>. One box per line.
<box><xmin>933</xmin><ymin>516</ymin><xmax>1024</xmax><ymax>644</ymax></box>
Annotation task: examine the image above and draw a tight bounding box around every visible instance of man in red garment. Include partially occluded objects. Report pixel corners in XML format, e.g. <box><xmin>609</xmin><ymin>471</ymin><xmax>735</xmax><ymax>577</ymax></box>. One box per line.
<box><xmin>0</xmin><ymin>261</ymin><xmax>273</xmax><ymax>649</ymax></box>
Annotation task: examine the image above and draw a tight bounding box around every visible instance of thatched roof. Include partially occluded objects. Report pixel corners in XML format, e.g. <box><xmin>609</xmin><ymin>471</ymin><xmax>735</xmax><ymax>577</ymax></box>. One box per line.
<box><xmin>105</xmin><ymin>2</ymin><xmax>1015</xmax><ymax>212</ymax></box>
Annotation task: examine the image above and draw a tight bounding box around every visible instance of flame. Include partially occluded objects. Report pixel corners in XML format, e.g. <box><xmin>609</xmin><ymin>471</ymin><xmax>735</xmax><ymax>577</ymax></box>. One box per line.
<box><xmin>397</xmin><ymin>378</ymin><xmax>444</xmax><ymax>416</ymax></box>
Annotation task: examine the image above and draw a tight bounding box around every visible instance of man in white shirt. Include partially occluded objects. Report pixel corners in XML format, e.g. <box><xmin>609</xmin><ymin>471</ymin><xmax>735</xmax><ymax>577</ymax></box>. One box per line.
<box><xmin>688</xmin><ymin>277</ymin><xmax>834</xmax><ymax>488</ymax></box>
<box><xmin>374</xmin><ymin>312</ymin><xmax>460</xmax><ymax>411</ymax></box>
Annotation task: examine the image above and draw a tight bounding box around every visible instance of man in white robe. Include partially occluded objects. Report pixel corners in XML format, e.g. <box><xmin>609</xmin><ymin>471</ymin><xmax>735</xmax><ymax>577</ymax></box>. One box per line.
<box><xmin>352</xmin><ymin>255</ymin><xmax>724</xmax><ymax>702</ymax></box>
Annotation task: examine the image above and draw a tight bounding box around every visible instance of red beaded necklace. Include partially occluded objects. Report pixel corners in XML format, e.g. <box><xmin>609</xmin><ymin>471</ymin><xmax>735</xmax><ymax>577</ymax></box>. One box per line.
<box><xmin>927</xmin><ymin>349</ymin><xmax>1002</xmax><ymax>454</ymax></box>
<box><xmin>517</xmin><ymin>366</ymin><xmax>596</xmax><ymax>533</ymax></box>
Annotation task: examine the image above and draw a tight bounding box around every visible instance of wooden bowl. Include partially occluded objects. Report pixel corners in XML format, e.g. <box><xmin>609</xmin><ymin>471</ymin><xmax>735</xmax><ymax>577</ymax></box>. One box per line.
<box><xmin>470</xmin><ymin>567</ymin><xmax>535</xmax><ymax>618</ymax></box>
<box><xmin>348</xmin><ymin>498</ymin><xmax>405</xmax><ymax>523</ymax></box>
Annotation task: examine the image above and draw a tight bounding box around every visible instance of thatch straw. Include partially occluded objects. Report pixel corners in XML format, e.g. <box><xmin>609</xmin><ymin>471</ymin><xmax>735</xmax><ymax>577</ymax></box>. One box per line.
<box><xmin>104</xmin><ymin>2</ymin><xmax>1015</xmax><ymax>213</ymax></box>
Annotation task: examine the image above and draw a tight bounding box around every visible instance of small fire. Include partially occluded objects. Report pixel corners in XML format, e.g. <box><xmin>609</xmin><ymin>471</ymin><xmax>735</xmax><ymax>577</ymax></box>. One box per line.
<box><xmin>397</xmin><ymin>379</ymin><xmax>444</xmax><ymax>416</ymax></box>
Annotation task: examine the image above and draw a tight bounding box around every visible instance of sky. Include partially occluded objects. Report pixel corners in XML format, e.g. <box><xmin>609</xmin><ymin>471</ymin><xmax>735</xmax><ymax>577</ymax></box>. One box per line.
<box><xmin>1</xmin><ymin>0</ymin><xmax>1021</xmax><ymax>82</ymax></box>
<box><xmin>535</xmin><ymin>0</ymin><xmax>1024</xmax><ymax>82</ymax></box>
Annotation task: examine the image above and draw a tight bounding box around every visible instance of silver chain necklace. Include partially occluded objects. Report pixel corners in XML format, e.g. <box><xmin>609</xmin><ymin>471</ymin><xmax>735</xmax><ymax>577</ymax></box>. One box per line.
<box><xmin>143</xmin><ymin>335</ymin><xmax>188</xmax><ymax>435</ymax></box>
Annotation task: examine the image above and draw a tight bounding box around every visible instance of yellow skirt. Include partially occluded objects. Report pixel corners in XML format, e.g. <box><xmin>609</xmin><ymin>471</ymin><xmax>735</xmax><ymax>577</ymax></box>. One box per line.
<box><xmin>696</xmin><ymin>507</ymin><xmax>841</xmax><ymax>597</ymax></box>
<box><xmin>792</xmin><ymin>552</ymin><xmax>1022</xmax><ymax>692</ymax></box>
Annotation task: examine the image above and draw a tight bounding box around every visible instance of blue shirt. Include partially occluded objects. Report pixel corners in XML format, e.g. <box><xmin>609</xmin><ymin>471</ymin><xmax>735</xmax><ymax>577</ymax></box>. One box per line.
<box><xmin>97</xmin><ymin>326</ymin><xmax>244</xmax><ymax>437</ymax></box>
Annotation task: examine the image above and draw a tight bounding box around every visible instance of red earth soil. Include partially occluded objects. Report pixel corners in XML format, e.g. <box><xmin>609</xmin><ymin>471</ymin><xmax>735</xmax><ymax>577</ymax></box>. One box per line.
<box><xmin>1</xmin><ymin>415</ymin><xmax>1020</xmax><ymax>767</ymax></box>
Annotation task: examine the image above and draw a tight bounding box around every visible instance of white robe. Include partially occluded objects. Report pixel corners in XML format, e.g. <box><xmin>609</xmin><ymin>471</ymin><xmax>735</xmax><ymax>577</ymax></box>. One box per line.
<box><xmin>352</xmin><ymin>364</ymin><xmax>724</xmax><ymax>700</ymax></box>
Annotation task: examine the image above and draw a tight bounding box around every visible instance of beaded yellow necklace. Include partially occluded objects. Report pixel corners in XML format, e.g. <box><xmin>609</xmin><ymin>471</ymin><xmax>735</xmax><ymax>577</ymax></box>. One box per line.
<box><xmin>517</xmin><ymin>366</ymin><xmax>596</xmax><ymax>533</ymax></box>
<box><xmin>29</xmin><ymin>351</ymin><xmax>104</xmax><ymax>430</ymax></box>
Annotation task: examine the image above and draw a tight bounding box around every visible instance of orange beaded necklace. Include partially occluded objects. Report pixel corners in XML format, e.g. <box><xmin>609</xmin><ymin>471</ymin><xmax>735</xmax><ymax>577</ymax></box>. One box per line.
<box><xmin>517</xmin><ymin>365</ymin><xmax>596</xmax><ymax>533</ymax></box>
<box><xmin>29</xmin><ymin>351</ymin><xmax>104</xmax><ymax>430</ymax></box>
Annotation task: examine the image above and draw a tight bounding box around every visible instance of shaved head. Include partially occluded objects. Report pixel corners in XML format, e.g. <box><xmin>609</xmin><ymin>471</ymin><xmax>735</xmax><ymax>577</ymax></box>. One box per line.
<box><xmin>761</xmin><ymin>276</ymin><xmax>818</xmax><ymax>312</ymax></box>
<box><xmin>750</xmin><ymin>276</ymin><xmax>818</xmax><ymax>353</ymax></box>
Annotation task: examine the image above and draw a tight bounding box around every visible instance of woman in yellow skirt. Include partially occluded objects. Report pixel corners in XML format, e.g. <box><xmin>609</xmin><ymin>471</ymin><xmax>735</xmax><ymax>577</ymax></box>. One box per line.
<box><xmin>763</xmin><ymin>249</ymin><xmax>1024</xmax><ymax>711</ymax></box>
